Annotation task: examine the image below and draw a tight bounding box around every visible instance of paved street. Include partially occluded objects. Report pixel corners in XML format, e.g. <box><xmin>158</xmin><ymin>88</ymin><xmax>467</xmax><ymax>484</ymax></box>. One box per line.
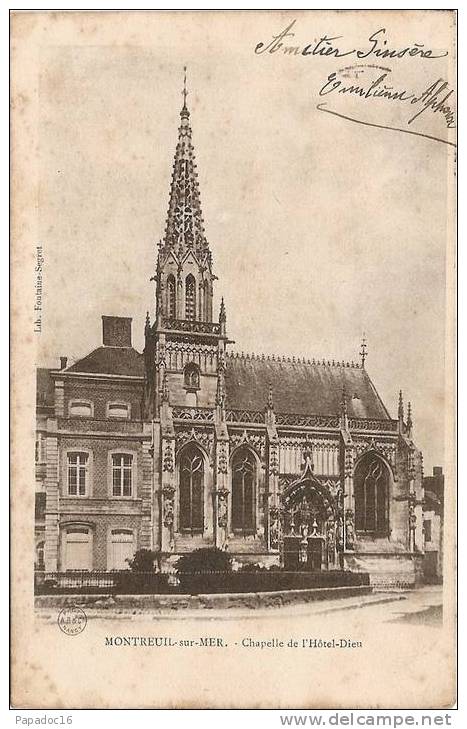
<box><xmin>36</xmin><ymin>585</ymin><xmax>444</xmax><ymax>624</ymax></box>
<box><xmin>31</xmin><ymin>584</ymin><xmax>452</xmax><ymax>709</ymax></box>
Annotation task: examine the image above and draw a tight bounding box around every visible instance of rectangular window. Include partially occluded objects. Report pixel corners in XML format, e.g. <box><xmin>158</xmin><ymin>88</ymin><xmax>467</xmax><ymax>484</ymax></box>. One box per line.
<box><xmin>107</xmin><ymin>403</ymin><xmax>130</xmax><ymax>419</ymax></box>
<box><xmin>112</xmin><ymin>454</ymin><xmax>133</xmax><ymax>497</ymax></box>
<box><xmin>69</xmin><ymin>401</ymin><xmax>93</xmax><ymax>417</ymax></box>
<box><xmin>67</xmin><ymin>452</ymin><xmax>89</xmax><ymax>496</ymax></box>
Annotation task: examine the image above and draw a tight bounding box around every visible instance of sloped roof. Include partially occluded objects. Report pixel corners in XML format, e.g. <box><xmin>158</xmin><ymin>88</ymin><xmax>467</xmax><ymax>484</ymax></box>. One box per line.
<box><xmin>36</xmin><ymin>368</ymin><xmax>54</xmax><ymax>407</ymax></box>
<box><xmin>224</xmin><ymin>354</ymin><xmax>390</xmax><ymax>419</ymax></box>
<box><xmin>66</xmin><ymin>347</ymin><xmax>144</xmax><ymax>377</ymax></box>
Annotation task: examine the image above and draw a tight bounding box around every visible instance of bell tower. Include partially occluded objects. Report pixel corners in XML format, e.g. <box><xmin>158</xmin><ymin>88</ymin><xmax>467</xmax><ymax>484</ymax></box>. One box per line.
<box><xmin>143</xmin><ymin>69</ymin><xmax>228</xmax><ymax>419</ymax></box>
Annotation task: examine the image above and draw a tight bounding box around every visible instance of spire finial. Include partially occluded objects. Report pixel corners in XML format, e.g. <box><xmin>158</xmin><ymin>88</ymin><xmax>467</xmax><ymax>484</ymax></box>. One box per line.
<box><xmin>398</xmin><ymin>390</ymin><xmax>404</xmax><ymax>421</ymax></box>
<box><xmin>341</xmin><ymin>383</ymin><xmax>348</xmax><ymax>416</ymax></box>
<box><xmin>267</xmin><ymin>383</ymin><xmax>274</xmax><ymax>411</ymax></box>
<box><xmin>219</xmin><ymin>297</ymin><xmax>226</xmax><ymax>323</ymax></box>
<box><xmin>145</xmin><ymin>311</ymin><xmax>150</xmax><ymax>333</ymax></box>
<box><xmin>360</xmin><ymin>332</ymin><xmax>368</xmax><ymax>368</ymax></box>
<box><xmin>161</xmin><ymin>372</ymin><xmax>170</xmax><ymax>404</ymax></box>
<box><xmin>407</xmin><ymin>401</ymin><xmax>413</xmax><ymax>434</ymax></box>
<box><xmin>215</xmin><ymin>371</ymin><xmax>225</xmax><ymax>407</ymax></box>
<box><xmin>182</xmin><ymin>65</ymin><xmax>188</xmax><ymax>113</ymax></box>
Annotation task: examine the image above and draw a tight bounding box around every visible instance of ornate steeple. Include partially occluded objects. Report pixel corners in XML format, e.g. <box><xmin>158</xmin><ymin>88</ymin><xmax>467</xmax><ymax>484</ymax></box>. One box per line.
<box><xmin>153</xmin><ymin>68</ymin><xmax>216</xmax><ymax>326</ymax></box>
<box><xmin>160</xmin><ymin>67</ymin><xmax>210</xmax><ymax>264</ymax></box>
<box><xmin>143</xmin><ymin>73</ymin><xmax>228</xmax><ymax>421</ymax></box>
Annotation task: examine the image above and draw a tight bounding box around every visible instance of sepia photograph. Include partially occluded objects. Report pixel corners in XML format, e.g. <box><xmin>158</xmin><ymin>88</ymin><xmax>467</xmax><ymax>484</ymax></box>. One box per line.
<box><xmin>11</xmin><ymin>9</ymin><xmax>456</xmax><ymax>710</ymax></box>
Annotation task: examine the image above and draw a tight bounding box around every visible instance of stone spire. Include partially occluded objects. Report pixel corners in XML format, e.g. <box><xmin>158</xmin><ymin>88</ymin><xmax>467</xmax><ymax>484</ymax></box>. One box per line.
<box><xmin>161</xmin><ymin>66</ymin><xmax>210</xmax><ymax>264</ymax></box>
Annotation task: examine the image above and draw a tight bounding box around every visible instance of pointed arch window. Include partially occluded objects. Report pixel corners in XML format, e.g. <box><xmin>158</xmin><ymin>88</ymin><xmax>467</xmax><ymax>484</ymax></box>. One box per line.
<box><xmin>185</xmin><ymin>274</ymin><xmax>196</xmax><ymax>321</ymax></box>
<box><xmin>354</xmin><ymin>455</ymin><xmax>389</xmax><ymax>535</ymax></box>
<box><xmin>167</xmin><ymin>275</ymin><xmax>176</xmax><ymax>319</ymax></box>
<box><xmin>179</xmin><ymin>446</ymin><xmax>204</xmax><ymax>533</ymax></box>
<box><xmin>232</xmin><ymin>448</ymin><xmax>256</xmax><ymax>535</ymax></box>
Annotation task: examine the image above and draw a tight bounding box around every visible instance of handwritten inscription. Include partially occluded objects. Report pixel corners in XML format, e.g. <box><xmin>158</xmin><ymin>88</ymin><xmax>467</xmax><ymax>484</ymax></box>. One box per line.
<box><xmin>255</xmin><ymin>20</ymin><xmax>449</xmax><ymax>60</ymax></box>
<box><xmin>319</xmin><ymin>68</ymin><xmax>456</xmax><ymax>129</ymax></box>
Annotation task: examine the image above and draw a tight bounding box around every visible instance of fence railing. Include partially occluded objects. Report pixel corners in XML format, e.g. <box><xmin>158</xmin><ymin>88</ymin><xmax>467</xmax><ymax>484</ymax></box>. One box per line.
<box><xmin>34</xmin><ymin>569</ymin><xmax>369</xmax><ymax>596</ymax></box>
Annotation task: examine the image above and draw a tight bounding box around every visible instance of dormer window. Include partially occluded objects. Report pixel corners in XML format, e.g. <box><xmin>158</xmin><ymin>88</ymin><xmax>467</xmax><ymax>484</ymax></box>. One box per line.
<box><xmin>69</xmin><ymin>400</ymin><xmax>93</xmax><ymax>418</ymax></box>
<box><xmin>184</xmin><ymin>362</ymin><xmax>200</xmax><ymax>390</ymax></box>
<box><xmin>107</xmin><ymin>402</ymin><xmax>130</xmax><ymax>420</ymax></box>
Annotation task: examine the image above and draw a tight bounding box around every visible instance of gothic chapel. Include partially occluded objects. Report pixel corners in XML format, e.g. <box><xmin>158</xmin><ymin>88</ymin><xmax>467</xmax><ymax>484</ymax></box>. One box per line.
<box><xmin>35</xmin><ymin>76</ymin><xmax>425</xmax><ymax>587</ymax></box>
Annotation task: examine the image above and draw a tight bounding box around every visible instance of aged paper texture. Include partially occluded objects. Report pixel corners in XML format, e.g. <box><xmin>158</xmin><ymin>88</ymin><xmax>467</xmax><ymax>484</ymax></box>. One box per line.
<box><xmin>11</xmin><ymin>10</ymin><xmax>456</xmax><ymax>709</ymax></box>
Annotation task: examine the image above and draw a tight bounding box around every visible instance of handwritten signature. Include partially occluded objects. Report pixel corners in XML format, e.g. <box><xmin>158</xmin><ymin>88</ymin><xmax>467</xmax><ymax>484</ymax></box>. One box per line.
<box><xmin>255</xmin><ymin>20</ymin><xmax>449</xmax><ymax>60</ymax></box>
<box><xmin>319</xmin><ymin>68</ymin><xmax>455</xmax><ymax>131</ymax></box>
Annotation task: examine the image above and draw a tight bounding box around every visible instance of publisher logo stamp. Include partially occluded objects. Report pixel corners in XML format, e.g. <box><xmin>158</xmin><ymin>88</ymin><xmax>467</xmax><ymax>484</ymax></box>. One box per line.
<box><xmin>57</xmin><ymin>606</ymin><xmax>87</xmax><ymax>636</ymax></box>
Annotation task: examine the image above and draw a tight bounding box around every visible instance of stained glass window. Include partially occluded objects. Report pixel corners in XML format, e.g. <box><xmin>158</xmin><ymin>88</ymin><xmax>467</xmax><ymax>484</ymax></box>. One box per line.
<box><xmin>232</xmin><ymin>448</ymin><xmax>256</xmax><ymax>534</ymax></box>
<box><xmin>354</xmin><ymin>456</ymin><xmax>389</xmax><ymax>535</ymax></box>
<box><xmin>179</xmin><ymin>447</ymin><xmax>204</xmax><ymax>533</ymax></box>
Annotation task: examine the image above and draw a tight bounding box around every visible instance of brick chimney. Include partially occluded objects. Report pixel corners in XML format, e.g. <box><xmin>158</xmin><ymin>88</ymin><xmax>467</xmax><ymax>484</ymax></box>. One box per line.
<box><xmin>102</xmin><ymin>316</ymin><xmax>132</xmax><ymax>347</ymax></box>
<box><xmin>59</xmin><ymin>356</ymin><xmax>68</xmax><ymax>370</ymax></box>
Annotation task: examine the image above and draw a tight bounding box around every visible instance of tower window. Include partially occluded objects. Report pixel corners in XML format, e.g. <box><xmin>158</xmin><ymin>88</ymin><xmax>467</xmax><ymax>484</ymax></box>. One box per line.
<box><xmin>184</xmin><ymin>362</ymin><xmax>200</xmax><ymax>390</ymax></box>
<box><xmin>185</xmin><ymin>274</ymin><xmax>196</xmax><ymax>320</ymax></box>
<box><xmin>167</xmin><ymin>275</ymin><xmax>176</xmax><ymax>319</ymax></box>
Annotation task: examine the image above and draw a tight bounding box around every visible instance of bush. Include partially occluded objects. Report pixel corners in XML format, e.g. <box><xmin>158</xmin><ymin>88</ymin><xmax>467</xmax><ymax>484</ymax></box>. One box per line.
<box><xmin>238</xmin><ymin>562</ymin><xmax>266</xmax><ymax>572</ymax></box>
<box><xmin>128</xmin><ymin>548</ymin><xmax>159</xmax><ymax>573</ymax></box>
<box><xmin>176</xmin><ymin>547</ymin><xmax>232</xmax><ymax>574</ymax></box>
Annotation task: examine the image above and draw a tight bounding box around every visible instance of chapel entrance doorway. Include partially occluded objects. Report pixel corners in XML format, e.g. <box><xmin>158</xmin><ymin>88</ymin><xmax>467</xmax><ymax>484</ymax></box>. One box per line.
<box><xmin>281</xmin><ymin>478</ymin><xmax>336</xmax><ymax>571</ymax></box>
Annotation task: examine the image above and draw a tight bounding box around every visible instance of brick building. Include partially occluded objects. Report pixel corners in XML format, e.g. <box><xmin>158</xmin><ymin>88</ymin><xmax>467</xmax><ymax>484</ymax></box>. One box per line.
<box><xmin>36</xmin><ymin>82</ymin><xmax>428</xmax><ymax>588</ymax></box>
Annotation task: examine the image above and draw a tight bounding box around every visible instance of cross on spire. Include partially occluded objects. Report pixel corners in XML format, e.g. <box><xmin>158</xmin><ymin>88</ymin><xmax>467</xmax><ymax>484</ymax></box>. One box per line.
<box><xmin>360</xmin><ymin>333</ymin><xmax>368</xmax><ymax>368</ymax></box>
<box><xmin>182</xmin><ymin>65</ymin><xmax>188</xmax><ymax>109</ymax></box>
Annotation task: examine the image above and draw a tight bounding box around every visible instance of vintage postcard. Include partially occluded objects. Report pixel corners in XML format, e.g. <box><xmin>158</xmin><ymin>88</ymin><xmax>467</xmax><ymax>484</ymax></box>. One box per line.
<box><xmin>11</xmin><ymin>10</ymin><xmax>456</xmax><ymax>709</ymax></box>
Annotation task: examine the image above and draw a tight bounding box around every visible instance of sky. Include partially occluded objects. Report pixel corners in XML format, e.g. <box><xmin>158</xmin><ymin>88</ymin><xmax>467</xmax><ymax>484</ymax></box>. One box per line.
<box><xmin>31</xmin><ymin>11</ymin><xmax>455</xmax><ymax>473</ymax></box>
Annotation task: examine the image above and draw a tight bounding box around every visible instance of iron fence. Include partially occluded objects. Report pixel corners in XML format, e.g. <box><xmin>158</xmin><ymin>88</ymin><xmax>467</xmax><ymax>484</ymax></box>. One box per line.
<box><xmin>35</xmin><ymin>569</ymin><xmax>369</xmax><ymax>596</ymax></box>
